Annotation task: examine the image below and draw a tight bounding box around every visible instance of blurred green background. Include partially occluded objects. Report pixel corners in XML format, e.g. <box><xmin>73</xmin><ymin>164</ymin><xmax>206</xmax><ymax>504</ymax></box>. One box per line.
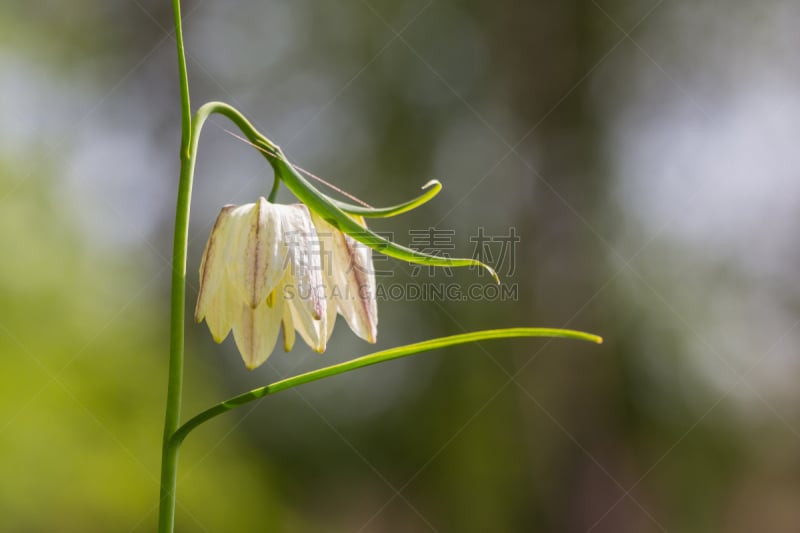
<box><xmin>3</xmin><ymin>0</ymin><xmax>800</xmax><ymax>531</ymax></box>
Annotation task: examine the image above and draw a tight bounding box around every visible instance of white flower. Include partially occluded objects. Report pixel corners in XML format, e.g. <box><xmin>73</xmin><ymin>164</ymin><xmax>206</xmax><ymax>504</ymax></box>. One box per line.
<box><xmin>195</xmin><ymin>198</ymin><xmax>379</xmax><ymax>369</ymax></box>
<box><xmin>195</xmin><ymin>198</ymin><xmax>327</xmax><ymax>369</ymax></box>
<box><xmin>310</xmin><ymin>212</ymin><xmax>378</xmax><ymax>344</ymax></box>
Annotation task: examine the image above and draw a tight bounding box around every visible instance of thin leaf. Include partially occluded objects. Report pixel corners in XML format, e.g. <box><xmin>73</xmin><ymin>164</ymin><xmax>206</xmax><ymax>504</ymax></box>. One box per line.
<box><xmin>330</xmin><ymin>179</ymin><xmax>443</xmax><ymax>218</ymax></box>
<box><xmin>171</xmin><ymin>327</ymin><xmax>602</xmax><ymax>445</ymax></box>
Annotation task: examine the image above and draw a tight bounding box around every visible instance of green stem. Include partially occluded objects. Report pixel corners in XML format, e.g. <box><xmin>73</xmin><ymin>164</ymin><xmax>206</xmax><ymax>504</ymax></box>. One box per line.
<box><xmin>267</xmin><ymin>174</ymin><xmax>281</xmax><ymax>202</ymax></box>
<box><xmin>158</xmin><ymin>0</ymin><xmax>193</xmax><ymax>531</ymax></box>
<box><xmin>172</xmin><ymin>0</ymin><xmax>191</xmax><ymax>156</ymax></box>
<box><xmin>170</xmin><ymin>328</ymin><xmax>602</xmax><ymax>447</ymax></box>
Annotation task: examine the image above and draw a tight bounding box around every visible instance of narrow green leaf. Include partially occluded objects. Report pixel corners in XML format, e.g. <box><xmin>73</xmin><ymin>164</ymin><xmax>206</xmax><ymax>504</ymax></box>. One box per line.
<box><xmin>171</xmin><ymin>328</ymin><xmax>602</xmax><ymax>446</ymax></box>
<box><xmin>330</xmin><ymin>179</ymin><xmax>443</xmax><ymax>218</ymax></box>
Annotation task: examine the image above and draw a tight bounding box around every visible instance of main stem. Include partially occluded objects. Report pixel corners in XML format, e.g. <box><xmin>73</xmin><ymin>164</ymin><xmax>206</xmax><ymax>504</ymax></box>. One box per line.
<box><xmin>158</xmin><ymin>0</ymin><xmax>192</xmax><ymax>531</ymax></box>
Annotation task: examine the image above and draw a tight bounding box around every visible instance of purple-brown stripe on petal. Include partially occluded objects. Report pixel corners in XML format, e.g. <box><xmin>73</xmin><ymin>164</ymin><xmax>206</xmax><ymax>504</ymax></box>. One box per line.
<box><xmin>342</xmin><ymin>232</ymin><xmax>377</xmax><ymax>343</ymax></box>
<box><xmin>195</xmin><ymin>205</ymin><xmax>236</xmax><ymax>322</ymax></box>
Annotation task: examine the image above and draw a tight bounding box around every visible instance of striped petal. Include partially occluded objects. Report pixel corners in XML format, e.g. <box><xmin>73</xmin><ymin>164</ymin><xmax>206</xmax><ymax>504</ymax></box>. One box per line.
<box><xmin>195</xmin><ymin>205</ymin><xmax>238</xmax><ymax>340</ymax></box>
<box><xmin>336</xmin><ymin>229</ymin><xmax>378</xmax><ymax>343</ymax></box>
<box><xmin>280</xmin><ymin>269</ymin><xmax>327</xmax><ymax>352</ymax></box>
<box><xmin>311</xmin><ymin>212</ymin><xmax>378</xmax><ymax>344</ymax></box>
<box><xmin>245</xmin><ymin>197</ymin><xmax>285</xmax><ymax>308</ymax></box>
<box><xmin>277</xmin><ymin>204</ymin><xmax>325</xmax><ymax>322</ymax></box>
<box><xmin>226</xmin><ymin>199</ymin><xmax>287</xmax><ymax>308</ymax></box>
<box><xmin>232</xmin><ymin>294</ymin><xmax>284</xmax><ymax>369</ymax></box>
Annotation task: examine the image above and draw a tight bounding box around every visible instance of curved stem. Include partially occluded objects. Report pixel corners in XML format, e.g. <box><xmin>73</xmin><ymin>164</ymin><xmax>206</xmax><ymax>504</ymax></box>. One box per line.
<box><xmin>267</xmin><ymin>174</ymin><xmax>281</xmax><ymax>202</ymax></box>
<box><xmin>187</xmin><ymin>103</ymin><xmax>500</xmax><ymax>280</ymax></box>
<box><xmin>171</xmin><ymin>328</ymin><xmax>602</xmax><ymax>447</ymax></box>
<box><xmin>192</xmin><ymin>101</ymin><xmax>279</xmax><ymax>158</ymax></box>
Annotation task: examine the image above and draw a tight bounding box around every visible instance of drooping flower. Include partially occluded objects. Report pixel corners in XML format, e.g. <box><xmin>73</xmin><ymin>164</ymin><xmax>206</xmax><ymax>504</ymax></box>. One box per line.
<box><xmin>195</xmin><ymin>198</ymin><xmax>327</xmax><ymax>369</ymax></box>
<box><xmin>195</xmin><ymin>197</ymin><xmax>379</xmax><ymax>369</ymax></box>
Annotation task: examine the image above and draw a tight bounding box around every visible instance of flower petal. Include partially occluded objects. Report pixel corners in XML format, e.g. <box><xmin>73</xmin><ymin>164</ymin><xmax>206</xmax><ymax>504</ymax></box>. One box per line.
<box><xmin>311</xmin><ymin>212</ymin><xmax>378</xmax><ymax>343</ymax></box>
<box><xmin>279</xmin><ymin>268</ymin><xmax>327</xmax><ymax>352</ymax></box>
<box><xmin>287</xmin><ymin>299</ymin><xmax>326</xmax><ymax>352</ymax></box>
<box><xmin>223</xmin><ymin>202</ymin><xmax>259</xmax><ymax>306</ymax></box>
<box><xmin>278</xmin><ymin>204</ymin><xmax>325</xmax><ymax>322</ymax></box>
<box><xmin>195</xmin><ymin>205</ymin><xmax>237</xmax><ymax>340</ymax></box>
<box><xmin>281</xmin><ymin>299</ymin><xmax>296</xmax><ymax>352</ymax></box>
<box><xmin>204</xmin><ymin>280</ymin><xmax>236</xmax><ymax>343</ymax></box>
<box><xmin>232</xmin><ymin>294</ymin><xmax>283</xmax><ymax>369</ymax></box>
<box><xmin>324</xmin><ymin>289</ymin><xmax>338</xmax><ymax>343</ymax></box>
<box><xmin>335</xmin><ymin>231</ymin><xmax>378</xmax><ymax>343</ymax></box>
<box><xmin>247</xmin><ymin>198</ymin><xmax>287</xmax><ymax>308</ymax></box>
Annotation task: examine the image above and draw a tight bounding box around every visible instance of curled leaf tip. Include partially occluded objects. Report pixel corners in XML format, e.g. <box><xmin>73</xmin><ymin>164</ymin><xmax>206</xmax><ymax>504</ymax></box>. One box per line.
<box><xmin>422</xmin><ymin>179</ymin><xmax>441</xmax><ymax>190</ymax></box>
<box><xmin>483</xmin><ymin>263</ymin><xmax>500</xmax><ymax>284</ymax></box>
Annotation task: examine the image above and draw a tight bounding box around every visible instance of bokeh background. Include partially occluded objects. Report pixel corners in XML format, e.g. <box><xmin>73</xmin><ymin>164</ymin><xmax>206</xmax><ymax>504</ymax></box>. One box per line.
<box><xmin>3</xmin><ymin>0</ymin><xmax>800</xmax><ymax>531</ymax></box>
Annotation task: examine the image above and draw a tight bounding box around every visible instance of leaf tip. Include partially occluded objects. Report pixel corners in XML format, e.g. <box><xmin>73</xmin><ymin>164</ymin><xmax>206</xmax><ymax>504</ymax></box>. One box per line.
<box><xmin>485</xmin><ymin>264</ymin><xmax>500</xmax><ymax>284</ymax></box>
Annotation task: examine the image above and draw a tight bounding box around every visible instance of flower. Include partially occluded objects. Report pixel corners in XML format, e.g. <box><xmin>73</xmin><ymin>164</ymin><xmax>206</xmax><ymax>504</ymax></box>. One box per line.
<box><xmin>195</xmin><ymin>198</ymin><xmax>326</xmax><ymax>369</ymax></box>
<box><xmin>195</xmin><ymin>197</ymin><xmax>378</xmax><ymax>369</ymax></box>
